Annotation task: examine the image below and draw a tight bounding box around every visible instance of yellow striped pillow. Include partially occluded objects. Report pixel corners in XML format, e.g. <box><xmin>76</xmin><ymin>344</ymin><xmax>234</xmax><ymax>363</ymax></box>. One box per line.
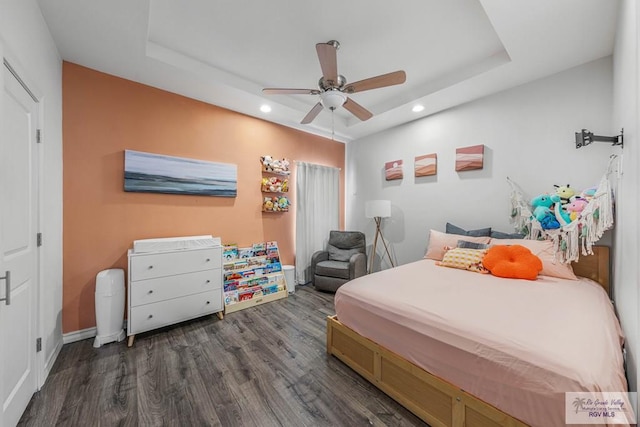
<box><xmin>436</xmin><ymin>247</ymin><xmax>489</xmax><ymax>274</ymax></box>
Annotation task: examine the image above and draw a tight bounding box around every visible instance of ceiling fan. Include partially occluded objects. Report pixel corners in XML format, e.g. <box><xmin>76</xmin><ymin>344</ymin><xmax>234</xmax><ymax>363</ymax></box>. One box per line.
<box><xmin>262</xmin><ymin>40</ymin><xmax>406</xmax><ymax>124</ymax></box>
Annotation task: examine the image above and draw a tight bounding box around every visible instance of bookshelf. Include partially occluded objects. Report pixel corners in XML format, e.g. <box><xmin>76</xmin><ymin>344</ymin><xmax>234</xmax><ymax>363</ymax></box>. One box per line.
<box><xmin>223</xmin><ymin>241</ymin><xmax>287</xmax><ymax>314</ymax></box>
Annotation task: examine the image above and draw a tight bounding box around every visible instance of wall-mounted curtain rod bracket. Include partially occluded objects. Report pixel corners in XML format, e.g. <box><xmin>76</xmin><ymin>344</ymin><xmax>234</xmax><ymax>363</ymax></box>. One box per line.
<box><xmin>575</xmin><ymin>128</ymin><xmax>623</xmax><ymax>149</ymax></box>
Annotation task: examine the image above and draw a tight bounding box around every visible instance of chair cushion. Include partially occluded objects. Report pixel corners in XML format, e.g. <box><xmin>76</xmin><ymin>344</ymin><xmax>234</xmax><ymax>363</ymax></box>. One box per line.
<box><xmin>328</xmin><ymin>230</ymin><xmax>366</xmax><ymax>261</ymax></box>
<box><xmin>315</xmin><ymin>260</ymin><xmax>350</xmax><ymax>280</ymax></box>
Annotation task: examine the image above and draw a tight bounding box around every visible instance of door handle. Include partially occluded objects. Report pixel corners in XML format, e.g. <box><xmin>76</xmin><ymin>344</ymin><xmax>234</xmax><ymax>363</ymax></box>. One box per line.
<box><xmin>0</xmin><ymin>271</ymin><xmax>10</xmax><ymax>306</ymax></box>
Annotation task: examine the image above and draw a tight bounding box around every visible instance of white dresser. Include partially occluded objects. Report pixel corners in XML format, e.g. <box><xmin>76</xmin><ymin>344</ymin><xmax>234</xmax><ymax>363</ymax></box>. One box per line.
<box><xmin>127</xmin><ymin>237</ymin><xmax>223</xmax><ymax>346</ymax></box>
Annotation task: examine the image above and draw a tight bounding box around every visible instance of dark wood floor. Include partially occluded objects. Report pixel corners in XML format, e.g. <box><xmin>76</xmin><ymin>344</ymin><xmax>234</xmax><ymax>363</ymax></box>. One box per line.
<box><xmin>19</xmin><ymin>285</ymin><xmax>426</xmax><ymax>427</ymax></box>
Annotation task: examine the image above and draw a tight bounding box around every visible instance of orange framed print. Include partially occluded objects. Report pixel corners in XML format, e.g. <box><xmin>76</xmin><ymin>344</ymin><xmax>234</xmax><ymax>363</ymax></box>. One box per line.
<box><xmin>455</xmin><ymin>144</ymin><xmax>484</xmax><ymax>171</ymax></box>
<box><xmin>414</xmin><ymin>153</ymin><xmax>437</xmax><ymax>177</ymax></box>
<box><xmin>385</xmin><ymin>160</ymin><xmax>403</xmax><ymax>181</ymax></box>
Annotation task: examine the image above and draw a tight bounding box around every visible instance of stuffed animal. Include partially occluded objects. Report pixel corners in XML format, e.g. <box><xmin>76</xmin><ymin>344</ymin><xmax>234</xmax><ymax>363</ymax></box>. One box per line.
<box><xmin>580</xmin><ymin>186</ymin><xmax>597</xmax><ymax>201</ymax></box>
<box><xmin>281</xmin><ymin>179</ymin><xmax>289</xmax><ymax>192</ymax></box>
<box><xmin>539</xmin><ymin>214</ymin><xmax>561</xmax><ymax>230</ymax></box>
<box><xmin>554</xmin><ymin>184</ymin><xmax>575</xmax><ymax>205</ymax></box>
<box><xmin>263</xmin><ymin>197</ymin><xmax>274</xmax><ymax>211</ymax></box>
<box><xmin>277</xmin><ymin>197</ymin><xmax>290</xmax><ymax>210</ymax></box>
<box><xmin>531</xmin><ymin>194</ymin><xmax>561</xmax><ymax>229</ymax></box>
<box><xmin>260</xmin><ymin>155</ymin><xmax>274</xmax><ymax>171</ymax></box>
<box><xmin>565</xmin><ymin>197</ymin><xmax>588</xmax><ymax>221</ymax></box>
<box><xmin>271</xmin><ymin>196</ymin><xmax>280</xmax><ymax>211</ymax></box>
<box><xmin>268</xmin><ymin>177</ymin><xmax>281</xmax><ymax>192</ymax></box>
<box><xmin>531</xmin><ymin>194</ymin><xmax>554</xmax><ymax>220</ymax></box>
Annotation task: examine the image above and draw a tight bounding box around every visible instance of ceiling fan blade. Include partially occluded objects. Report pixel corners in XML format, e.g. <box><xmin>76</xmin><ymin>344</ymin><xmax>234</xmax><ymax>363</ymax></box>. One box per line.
<box><xmin>301</xmin><ymin>102</ymin><xmax>324</xmax><ymax>124</ymax></box>
<box><xmin>263</xmin><ymin>88</ymin><xmax>320</xmax><ymax>95</ymax></box>
<box><xmin>344</xmin><ymin>70</ymin><xmax>406</xmax><ymax>94</ymax></box>
<box><xmin>343</xmin><ymin>97</ymin><xmax>373</xmax><ymax>121</ymax></box>
<box><xmin>316</xmin><ymin>42</ymin><xmax>338</xmax><ymax>85</ymax></box>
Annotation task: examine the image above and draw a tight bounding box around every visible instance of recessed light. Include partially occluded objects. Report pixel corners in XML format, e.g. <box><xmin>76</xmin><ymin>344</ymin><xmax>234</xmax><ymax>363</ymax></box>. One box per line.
<box><xmin>412</xmin><ymin>105</ymin><xmax>424</xmax><ymax>113</ymax></box>
<box><xmin>260</xmin><ymin>104</ymin><xmax>272</xmax><ymax>113</ymax></box>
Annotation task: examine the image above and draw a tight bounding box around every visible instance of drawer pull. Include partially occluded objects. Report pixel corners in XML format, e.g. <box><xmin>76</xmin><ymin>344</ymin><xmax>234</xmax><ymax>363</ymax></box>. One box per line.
<box><xmin>148</xmin><ymin>314</ymin><xmax>153</xmax><ymax>319</ymax></box>
<box><xmin>206</xmin><ymin>280</ymin><xmax>210</xmax><ymax>283</ymax></box>
<box><xmin>206</xmin><ymin>301</ymin><xmax>210</xmax><ymax>305</ymax></box>
<box><xmin>148</xmin><ymin>265</ymin><xmax>154</xmax><ymax>269</ymax></box>
<box><xmin>206</xmin><ymin>258</ymin><xmax>211</xmax><ymax>262</ymax></box>
<box><xmin>148</xmin><ymin>290</ymin><xmax>154</xmax><ymax>294</ymax></box>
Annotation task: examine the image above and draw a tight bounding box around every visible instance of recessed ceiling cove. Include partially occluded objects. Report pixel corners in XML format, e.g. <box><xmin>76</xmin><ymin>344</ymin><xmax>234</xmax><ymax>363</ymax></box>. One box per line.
<box><xmin>38</xmin><ymin>0</ymin><xmax>618</xmax><ymax>142</ymax></box>
<box><xmin>146</xmin><ymin>0</ymin><xmax>508</xmax><ymax>123</ymax></box>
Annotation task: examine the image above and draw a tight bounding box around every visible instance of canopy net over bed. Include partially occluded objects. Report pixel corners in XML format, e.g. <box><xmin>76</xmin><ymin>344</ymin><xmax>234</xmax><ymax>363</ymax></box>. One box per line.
<box><xmin>507</xmin><ymin>155</ymin><xmax>618</xmax><ymax>263</ymax></box>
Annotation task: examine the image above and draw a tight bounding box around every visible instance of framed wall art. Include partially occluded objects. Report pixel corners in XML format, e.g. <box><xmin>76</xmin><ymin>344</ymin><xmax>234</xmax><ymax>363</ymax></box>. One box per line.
<box><xmin>385</xmin><ymin>160</ymin><xmax>403</xmax><ymax>181</ymax></box>
<box><xmin>455</xmin><ymin>144</ymin><xmax>484</xmax><ymax>171</ymax></box>
<box><xmin>414</xmin><ymin>153</ymin><xmax>437</xmax><ymax>177</ymax></box>
<box><xmin>124</xmin><ymin>150</ymin><xmax>238</xmax><ymax>197</ymax></box>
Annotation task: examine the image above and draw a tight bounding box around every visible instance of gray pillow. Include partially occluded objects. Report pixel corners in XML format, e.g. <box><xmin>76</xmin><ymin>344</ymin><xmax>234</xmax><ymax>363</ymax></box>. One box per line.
<box><xmin>446</xmin><ymin>222</ymin><xmax>491</xmax><ymax>237</ymax></box>
<box><xmin>491</xmin><ymin>230</ymin><xmax>525</xmax><ymax>239</ymax></box>
<box><xmin>457</xmin><ymin>240</ymin><xmax>489</xmax><ymax>250</ymax></box>
<box><xmin>328</xmin><ymin>245</ymin><xmax>362</xmax><ymax>262</ymax></box>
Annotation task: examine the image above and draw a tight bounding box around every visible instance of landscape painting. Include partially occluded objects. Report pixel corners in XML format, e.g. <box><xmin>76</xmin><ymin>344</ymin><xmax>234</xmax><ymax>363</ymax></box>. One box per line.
<box><xmin>385</xmin><ymin>160</ymin><xmax>403</xmax><ymax>181</ymax></box>
<box><xmin>124</xmin><ymin>150</ymin><xmax>237</xmax><ymax>197</ymax></box>
<box><xmin>414</xmin><ymin>153</ymin><xmax>437</xmax><ymax>177</ymax></box>
<box><xmin>455</xmin><ymin>144</ymin><xmax>484</xmax><ymax>171</ymax></box>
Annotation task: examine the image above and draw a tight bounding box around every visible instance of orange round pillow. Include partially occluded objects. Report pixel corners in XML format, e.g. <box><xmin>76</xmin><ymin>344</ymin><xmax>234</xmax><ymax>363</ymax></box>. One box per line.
<box><xmin>482</xmin><ymin>245</ymin><xmax>543</xmax><ymax>280</ymax></box>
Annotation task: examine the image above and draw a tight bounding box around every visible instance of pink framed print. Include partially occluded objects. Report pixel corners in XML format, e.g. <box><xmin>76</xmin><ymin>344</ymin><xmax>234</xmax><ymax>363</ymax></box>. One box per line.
<box><xmin>414</xmin><ymin>153</ymin><xmax>437</xmax><ymax>177</ymax></box>
<box><xmin>385</xmin><ymin>160</ymin><xmax>403</xmax><ymax>181</ymax></box>
<box><xmin>455</xmin><ymin>144</ymin><xmax>484</xmax><ymax>171</ymax></box>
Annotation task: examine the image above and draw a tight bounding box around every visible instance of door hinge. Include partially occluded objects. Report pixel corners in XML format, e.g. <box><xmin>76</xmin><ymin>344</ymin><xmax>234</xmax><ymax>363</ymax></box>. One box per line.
<box><xmin>37</xmin><ymin>232</ymin><xmax>42</xmax><ymax>247</ymax></box>
<box><xmin>36</xmin><ymin>129</ymin><xmax>42</xmax><ymax>144</ymax></box>
<box><xmin>36</xmin><ymin>337</ymin><xmax>42</xmax><ymax>352</ymax></box>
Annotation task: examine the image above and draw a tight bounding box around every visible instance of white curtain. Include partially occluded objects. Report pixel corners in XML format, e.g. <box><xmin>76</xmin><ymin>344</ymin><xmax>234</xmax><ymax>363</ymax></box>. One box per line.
<box><xmin>295</xmin><ymin>162</ymin><xmax>340</xmax><ymax>284</ymax></box>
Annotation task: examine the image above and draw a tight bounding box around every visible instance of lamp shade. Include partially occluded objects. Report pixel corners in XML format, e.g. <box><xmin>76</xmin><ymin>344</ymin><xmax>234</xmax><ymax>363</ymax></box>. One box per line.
<box><xmin>321</xmin><ymin>90</ymin><xmax>347</xmax><ymax>110</ymax></box>
<box><xmin>365</xmin><ymin>200</ymin><xmax>391</xmax><ymax>218</ymax></box>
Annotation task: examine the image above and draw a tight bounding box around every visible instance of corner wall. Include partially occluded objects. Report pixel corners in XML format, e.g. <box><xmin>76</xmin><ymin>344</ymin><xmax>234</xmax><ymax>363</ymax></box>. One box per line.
<box><xmin>62</xmin><ymin>63</ymin><xmax>345</xmax><ymax>333</ymax></box>
<box><xmin>612</xmin><ymin>0</ymin><xmax>640</xmax><ymax>403</ymax></box>
<box><xmin>347</xmin><ymin>57</ymin><xmax>616</xmax><ymax>269</ymax></box>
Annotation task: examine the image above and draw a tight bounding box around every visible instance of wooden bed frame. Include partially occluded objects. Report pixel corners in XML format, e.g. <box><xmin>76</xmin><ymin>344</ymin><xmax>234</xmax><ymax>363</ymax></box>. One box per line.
<box><xmin>326</xmin><ymin>246</ymin><xmax>610</xmax><ymax>427</ymax></box>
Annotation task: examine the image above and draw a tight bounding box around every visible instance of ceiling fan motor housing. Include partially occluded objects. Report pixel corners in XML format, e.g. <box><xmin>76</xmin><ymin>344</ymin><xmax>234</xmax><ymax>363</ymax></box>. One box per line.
<box><xmin>319</xmin><ymin>75</ymin><xmax>346</xmax><ymax>91</ymax></box>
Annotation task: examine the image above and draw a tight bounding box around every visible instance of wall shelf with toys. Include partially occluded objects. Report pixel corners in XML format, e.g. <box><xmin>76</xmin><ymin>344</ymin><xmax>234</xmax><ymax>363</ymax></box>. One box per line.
<box><xmin>260</xmin><ymin>155</ymin><xmax>291</xmax><ymax>212</ymax></box>
<box><xmin>222</xmin><ymin>241</ymin><xmax>287</xmax><ymax>314</ymax></box>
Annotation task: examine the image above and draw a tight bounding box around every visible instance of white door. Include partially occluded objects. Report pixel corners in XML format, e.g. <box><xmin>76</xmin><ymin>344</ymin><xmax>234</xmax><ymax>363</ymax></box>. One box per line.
<box><xmin>0</xmin><ymin>62</ymin><xmax>39</xmax><ymax>427</ymax></box>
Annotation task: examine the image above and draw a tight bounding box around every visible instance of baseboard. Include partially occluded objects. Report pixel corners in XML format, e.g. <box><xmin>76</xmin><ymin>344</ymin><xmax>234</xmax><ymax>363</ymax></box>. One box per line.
<box><xmin>39</xmin><ymin>338</ymin><xmax>62</xmax><ymax>389</ymax></box>
<box><xmin>62</xmin><ymin>326</ymin><xmax>97</xmax><ymax>344</ymax></box>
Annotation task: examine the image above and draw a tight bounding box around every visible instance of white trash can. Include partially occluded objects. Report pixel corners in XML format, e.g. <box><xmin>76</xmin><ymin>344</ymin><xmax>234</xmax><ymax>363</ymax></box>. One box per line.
<box><xmin>93</xmin><ymin>269</ymin><xmax>126</xmax><ymax>348</ymax></box>
<box><xmin>283</xmin><ymin>265</ymin><xmax>296</xmax><ymax>294</ymax></box>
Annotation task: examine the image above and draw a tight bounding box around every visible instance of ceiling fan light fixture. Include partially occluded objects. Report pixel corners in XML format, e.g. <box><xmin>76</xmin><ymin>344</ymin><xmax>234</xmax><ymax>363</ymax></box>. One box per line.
<box><xmin>260</xmin><ymin>104</ymin><xmax>272</xmax><ymax>113</ymax></box>
<box><xmin>412</xmin><ymin>104</ymin><xmax>425</xmax><ymax>113</ymax></box>
<box><xmin>321</xmin><ymin>90</ymin><xmax>347</xmax><ymax>110</ymax></box>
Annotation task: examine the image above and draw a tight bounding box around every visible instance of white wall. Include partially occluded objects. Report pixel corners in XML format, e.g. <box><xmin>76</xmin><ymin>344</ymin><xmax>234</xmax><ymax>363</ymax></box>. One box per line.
<box><xmin>0</xmin><ymin>0</ymin><xmax>63</xmax><ymax>384</ymax></box>
<box><xmin>347</xmin><ymin>57</ymin><xmax>616</xmax><ymax>270</ymax></box>
<box><xmin>612</xmin><ymin>0</ymin><xmax>640</xmax><ymax>404</ymax></box>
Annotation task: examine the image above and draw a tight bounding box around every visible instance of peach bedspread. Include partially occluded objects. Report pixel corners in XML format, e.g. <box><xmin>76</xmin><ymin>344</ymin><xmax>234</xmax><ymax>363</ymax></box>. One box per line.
<box><xmin>334</xmin><ymin>259</ymin><xmax>629</xmax><ymax>427</ymax></box>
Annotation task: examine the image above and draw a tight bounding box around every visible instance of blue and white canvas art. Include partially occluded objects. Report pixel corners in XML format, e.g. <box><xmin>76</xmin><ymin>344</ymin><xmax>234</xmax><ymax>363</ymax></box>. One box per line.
<box><xmin>124</xmin><ymin>150</ymin><xmax>237</xmax><ymax>197</ymax></box>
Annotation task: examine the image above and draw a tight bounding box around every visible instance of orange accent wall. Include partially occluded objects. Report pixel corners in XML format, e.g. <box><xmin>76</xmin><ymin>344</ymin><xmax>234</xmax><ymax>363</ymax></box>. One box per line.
<box><xmin>62</xmin><ymin>62</ymin><xmax>345</xmax><ymax>333</ymax></box>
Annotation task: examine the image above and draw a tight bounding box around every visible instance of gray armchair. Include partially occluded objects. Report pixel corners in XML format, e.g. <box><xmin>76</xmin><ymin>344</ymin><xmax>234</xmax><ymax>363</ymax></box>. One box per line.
<box><xmin>311</xmin><ymin>230</ymin><xmax>367</xmax><ymax>292</ymax></box>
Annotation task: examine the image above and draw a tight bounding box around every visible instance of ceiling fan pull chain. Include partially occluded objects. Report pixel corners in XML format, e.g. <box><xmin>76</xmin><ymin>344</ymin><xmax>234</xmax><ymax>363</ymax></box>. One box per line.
<box><xmin>331</xmin><ymin>110</ymin><xmax>335</xmax><ymax>140</ymax></box>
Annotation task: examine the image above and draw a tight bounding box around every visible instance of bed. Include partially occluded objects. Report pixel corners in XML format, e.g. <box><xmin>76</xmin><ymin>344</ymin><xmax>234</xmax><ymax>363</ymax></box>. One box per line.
<box><xmin>327</xmin><ymin>244</ymin><xmax>632</xmax><ymax>427</ymax></box>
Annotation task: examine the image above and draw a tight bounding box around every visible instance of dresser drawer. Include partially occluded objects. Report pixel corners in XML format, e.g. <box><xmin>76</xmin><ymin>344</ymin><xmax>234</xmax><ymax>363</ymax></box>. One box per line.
<box><xmin>130</xmin><ymin>247</ymin><xmax>221</xmax><ymax>280</ymax></box>
<box><xmin>130</xmin><ymin>269</ymin><xmax>221</xmax><ymax>307</ymax></box>
<box><xmin>128</xmin><ymin>290</ymin><xmax>222</xmax><ymax>335</ymax></box>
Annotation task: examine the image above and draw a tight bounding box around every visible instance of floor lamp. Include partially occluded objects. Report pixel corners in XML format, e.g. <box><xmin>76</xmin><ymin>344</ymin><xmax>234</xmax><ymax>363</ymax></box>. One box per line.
<box><xmin>365</xmin><ymin>200</ymin><xmax>395</xmax><ymax>274</ymax></box>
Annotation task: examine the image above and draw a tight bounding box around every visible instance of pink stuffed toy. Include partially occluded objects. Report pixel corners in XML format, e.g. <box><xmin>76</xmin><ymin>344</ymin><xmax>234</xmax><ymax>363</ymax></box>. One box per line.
<box><xmin>565</xmin><ymin>197</ymin><xmax>588</xmax><ymax>221</ymax></box>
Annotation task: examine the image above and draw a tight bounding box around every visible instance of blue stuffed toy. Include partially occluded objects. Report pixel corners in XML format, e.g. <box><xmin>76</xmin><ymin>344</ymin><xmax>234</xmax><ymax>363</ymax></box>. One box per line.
<box><xmin>531</xmin><ymin>194</ymin><xmax>561</xmax><ymax>229</ymax></box>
